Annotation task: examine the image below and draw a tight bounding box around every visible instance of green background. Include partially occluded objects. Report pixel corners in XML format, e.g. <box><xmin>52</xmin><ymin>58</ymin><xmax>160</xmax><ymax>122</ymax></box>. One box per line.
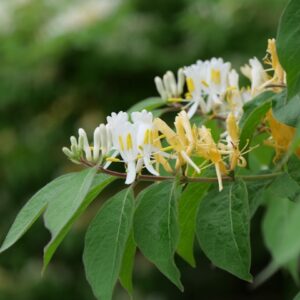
<box><xmin>0</xmin><ymin>0</ymin><xmax>296</xmax><ymax>299</ymax></box>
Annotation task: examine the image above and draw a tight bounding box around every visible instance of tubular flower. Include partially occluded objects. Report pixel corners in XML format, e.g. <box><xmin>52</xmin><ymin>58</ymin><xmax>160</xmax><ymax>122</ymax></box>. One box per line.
<box><xmin>107</xmin><ymin>110</ymin><xmax>173</xmax><ymax>184</ymax></box>
<box><xmin>154</xmin><ymin>69</ymin><xmax>185</xmax><ymax>101</ymax></box>
<box><xmin>183</xmin><ymin>58</ymin><xmax>233</xmax><ymax>117</ymax></box>
<box><xmin>263</xmin><ymin>38</ymin><xmax>286</xmax><ymax>89</ymax></box>
<box><xmin>241</xmin><ymin>57</ymin><xmax>269</xmax><ymax>96</ymax></box>
<box><xmin>225</xmin><ymin>113</ymin><xmax>247</xmax><ymax>170</ymax></box>
<box><xmin>265</xmin><ymin>109</ymin><xmax>298</xmax><ymax>161</ymax></box>
<box><xmin>196</xmin><ymin>126</ymin><xmax>227</xmax><ymax>191</ymax></box>
<box><xmin>62</xmin><ymin>125</ymin><xmax>111</xmax><ymax>164</ymax></box>
<box><xmin>154</xmin><ymin>111</ymin><xmax>200</xmax><ymax>173</ymax></box>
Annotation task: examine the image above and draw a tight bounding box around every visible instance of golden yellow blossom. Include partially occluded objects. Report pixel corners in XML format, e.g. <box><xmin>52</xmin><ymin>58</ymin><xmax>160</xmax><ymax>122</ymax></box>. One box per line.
<box><xmin>263</xmin><ymin>38</ymin><xmax>286</xmax><ymax>88</ymax></box>
<box><xmin>226</xmin><ymin>113</ymin><xmax>247</xmax><ymax>170</ymax></box>
<box><xmin>265</xmin><ymin>109</ymin><xmax>297</xmax><ymax>160</ymax></box>
<box><xmin>196</xmin><ymin>126</ymin><xmax>227</xmax><ymax>191</ymax></box>
<box><xmin>154</xmin><ymin>111</ymin><xmax>200</xmax><ymax>173</ymax></box>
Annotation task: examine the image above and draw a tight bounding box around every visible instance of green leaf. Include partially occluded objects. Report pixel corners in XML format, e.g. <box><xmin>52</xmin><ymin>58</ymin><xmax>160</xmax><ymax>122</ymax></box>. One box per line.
<box><xmin>177</xmin><ymin>182</ymin><xmax>210</xmax><ymax>267</ymax></box>
<box><xmin>239</xmin><ymin>93</ymin><xmax>273</xmax><ymax>150</ymax></box>
<box><xmin>247</xmin><ymin>181</ymin><xmax>268</xmax><ymax>218</ymax></box>
<box><xmin>273</xmin><ymin>94</ymin><xmax>300</xmax><ymax>127</ymax></box>
<box><xmin>119</xmin><ymin>230</ymin><xmax>136</xmax><ymax>296</ymax></box>
<box><xmin>267</xmin><ymin>173</ymin><xmax>300</xmax><ymax>201</ymax></box>
<box><xmin>127</xmin><ymin>97</ymin><xmax>166</xmax><ymax>114</ymax></box>
<box><xmin>286</xmin><ymin>256</ymin><xmax>299</xmax><ymax>285</ymax></box>
<box><xmin>240</xmin><ymin>91</ymin><xmax>274</xmax><ymax>125</ymax></box>
<box><xmin>43</xmin><ymin>172</ymin><xmax>115</xmax><ymax>271</ymax></box>
<box><xmin>262</xmin><ymin>193</ymin><xmax>300</xmax><ymax>266</ymax></box>
<box><xmin>196</xmin><ymin>180</ymin><xmax>252</xmax><ymax>281</ymax></box>
<box><xmin>134</xmin><ymin>181</ymin><xmax>183</xmax><ymax>291</ymax></box>
<box><xmin>0</xmin><ymin>177</ymin><xmax>55</xmax><ymax>253</ymax></box>
<box><xmin>277</xmin><ymin>0</ymin><xmax>300</xmax><ymax>99</ymax></box>
<box><xmin>293</xmin><ymin>291</ymin><xmax>300</xmax><ymax>300</ymax></box>
<box><xmin>0</xmin><ymin>169</ymin><xmax>96</xmax><ymax>253</ymax></box>
<box><xmin>83</xmin><ymin>187</ymin><xmax>135</xmax><ymax>300</ymax></box>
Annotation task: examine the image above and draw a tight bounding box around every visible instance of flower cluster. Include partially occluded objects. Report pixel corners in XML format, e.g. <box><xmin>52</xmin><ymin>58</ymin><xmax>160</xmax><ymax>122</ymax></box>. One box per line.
<box><xmin>154</xmin><ymin>38</ymin><xmax>286</xmax><ymax>120</ymax></box>
<box><xmin>63</xmin><ymin>108</ymin><xmax>248</xmax><ymax>191</ymax></box>
<box><xmin>63</xmin><ymin>38</ymin><xmax>289</xmax><ymax>190</ymax></box>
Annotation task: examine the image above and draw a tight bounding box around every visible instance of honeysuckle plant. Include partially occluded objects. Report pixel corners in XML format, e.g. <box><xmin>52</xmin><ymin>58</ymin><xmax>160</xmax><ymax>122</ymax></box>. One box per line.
<box><xmin>2</xmin><ymin>0</ymin><xmax>300</xmax><ymax>299</ymax></box>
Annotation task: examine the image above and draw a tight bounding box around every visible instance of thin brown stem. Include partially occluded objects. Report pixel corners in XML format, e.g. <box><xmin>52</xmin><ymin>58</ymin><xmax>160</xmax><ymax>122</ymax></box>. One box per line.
<box><xmin>81</xmin><ymin>160</ymin><xmax>282</xmax><ymax>184</ymax></box>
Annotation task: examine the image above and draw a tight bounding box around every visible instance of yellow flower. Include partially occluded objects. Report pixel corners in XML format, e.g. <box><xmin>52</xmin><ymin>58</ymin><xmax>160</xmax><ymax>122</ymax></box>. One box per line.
<box><xmin>265</xmin><ymin>109</ymin><xmax>298</xmax><ymax>160</ymax></box>
<box><xmin>195</xmin><ymin>126</ymin><xmax>227</xmax><ymax>191</ymax></box>
<box><xmin>226</xmin><ymin>113</ymin><xmax>247</xmax><ymax>170</ymax></box>
<box><xmin>263</xmin><ymin>38</ymin><xmax>286</xmax><ymax>89</ymax></box>
<box><xmin>154</xmin><ymin>111</ymin><xmax>200</xmax><ymax>173</ymax></box>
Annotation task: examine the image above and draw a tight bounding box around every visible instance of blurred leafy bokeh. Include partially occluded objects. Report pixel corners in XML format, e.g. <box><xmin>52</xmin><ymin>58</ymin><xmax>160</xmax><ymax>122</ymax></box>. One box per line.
<box><xmin>0</xmin><ymin>0</ymin><xmax>296</xmax><ymax>299</ymax></box>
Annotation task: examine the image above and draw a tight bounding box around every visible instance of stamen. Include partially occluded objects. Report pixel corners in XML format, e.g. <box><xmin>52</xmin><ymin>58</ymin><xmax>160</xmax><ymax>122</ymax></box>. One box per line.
<box><xmin>127</xmin><ymin>134</ymin><xmax>133</xmax><ymax>150</ymax></box>
<box><xmin>119</xmin><ymin>136</ymin><xmax>125</xmax><ymax>151</ymax></box>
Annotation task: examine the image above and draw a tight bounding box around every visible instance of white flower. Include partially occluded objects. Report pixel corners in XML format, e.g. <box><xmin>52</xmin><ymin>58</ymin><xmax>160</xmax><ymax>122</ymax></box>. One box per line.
<box><xmin>154</xmin><ymin>69</ymin><xmax>185</xmax><ymax>100</ymax></box>
<box><xmin>63</xmin><ymin>125</ymin><xmax>111</xmax><ymax>164</ymax></box>
<box><xmin>183</xmin><ymin>58</ymin><xmax>232</xmax><ymax>118</ymax></box>
<box><xmin>111</xmin><ymin>121</ymin><xmax>139</xmax><ymax>184</ymax></box>
<box><xmin>132</xmin><ymin>110</ymin><xmax>159</xmax><ymax>176</ymax></box>
<box><xmin>107</xmin><ymin>110</ymin><xmax>171</xmax><ymax>184</ymax></box>
<box><xmin>241</xmin><ymin>57</ymin><xmax>269</xmax><ymax>96</ymax></box>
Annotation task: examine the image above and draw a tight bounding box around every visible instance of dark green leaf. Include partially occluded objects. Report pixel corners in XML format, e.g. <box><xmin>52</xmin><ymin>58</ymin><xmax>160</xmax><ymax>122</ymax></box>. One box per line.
<box><xmin>293</xmin><ymin>291</ymin><xmax>300</xmax><ymax>300</ymax></box>
<box><xmin>273</xmin><ymin>94</ymin><xmax>300</xmax><ymax>127</ymax></box>
<box><xmin>277</xmin><ymin>0</ymin><xmax>300</xmax><ymax>99</ymax></box>
<box><xmin>127</xmin><ymin>97</ymin><xmax>166</xmax><ymax>114</ymax></box>
<box><xmin>240</xmin><ymin>91</ymin><xmax>274</xmax><ymax>126</ymax></box>
<box><xmin>177</xmin><ymin>182</ymin><xmax>210</xmax><ymax>267</ymax></box>
<box><xmin>286</xmin><ymin>256</ymin><xmax>299</xmax><ymax>285</ymax></box>
<box><xmin>134</xmin><ymin>181</ymin><xmax>183</xmax><ymax>291</ymax></box>
<box><xmin>196</xmin><ymin>180</ymin><xmax>252</xmax><ymax>281</ymax></box>
<box><xmin>43</xmin><ymin>172</ymin><xmax>115</xmax><ymax>271</ymax></box>
<box><xmin>240</xmin><ymin>95</ymin><xmax>273</xmax><ymax>150</ymax></box>
<box><xmin>119</xmin><ymin>230</ymin><xmax>136</xmax><ymax>296</ymax></box>
<box><xmin>267</xmin><ymin>173</ymin><xmax>300</xmax><ymax>201</ymax></box>
<box><xmin>0</xmin><ymin>168</ymin><xmax>105</xmax><ymax>256</ymax></box>
<box><xmin>247</xmin><ymin>181</ymin><xmax>268</xmax><ymax>218</ymax></box>
<box><xmin>263</xmin><ymin>195</ymin><xmax>300</xmax><ymax>265</ymax></box>
<box><xmin>83</xmin><ymin>188</ymin><xmax>135</xmax><ymax>300</ymax></box>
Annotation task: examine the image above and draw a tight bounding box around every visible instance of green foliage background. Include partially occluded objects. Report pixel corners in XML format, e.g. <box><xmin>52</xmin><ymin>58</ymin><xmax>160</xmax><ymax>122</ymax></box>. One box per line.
<box><xmin>0</xmin><ymin>0</ymin><xmax>296</xmax><ymax>299</ymax></box>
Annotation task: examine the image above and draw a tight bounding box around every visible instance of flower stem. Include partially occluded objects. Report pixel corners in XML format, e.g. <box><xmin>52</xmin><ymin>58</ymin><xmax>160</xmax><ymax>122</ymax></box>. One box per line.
<box><xmin>81</xmin><ymin>159</ymin><xmax>282</xmax><ymax>184</ymax></box>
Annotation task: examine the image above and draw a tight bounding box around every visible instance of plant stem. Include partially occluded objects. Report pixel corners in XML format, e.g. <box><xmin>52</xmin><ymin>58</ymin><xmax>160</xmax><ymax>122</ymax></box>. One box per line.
<box><xmin>81</xmin><ymin>160</ymin><xmax>282</xmax><ymax>184</ymax></box>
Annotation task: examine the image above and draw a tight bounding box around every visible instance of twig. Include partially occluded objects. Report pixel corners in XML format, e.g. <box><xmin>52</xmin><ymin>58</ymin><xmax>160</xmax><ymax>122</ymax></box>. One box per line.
<box><xmin>81</xmin><ymin>160</ymin><xmax>282</xmax><ymax>184</ymax></box>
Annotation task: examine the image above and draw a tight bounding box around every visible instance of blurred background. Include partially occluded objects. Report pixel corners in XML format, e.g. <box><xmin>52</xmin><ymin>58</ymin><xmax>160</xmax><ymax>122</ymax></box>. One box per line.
<box><xmin>0</xmin><ymin>0</ymin><xmax>296</xmax><ymax>299</ymax></box>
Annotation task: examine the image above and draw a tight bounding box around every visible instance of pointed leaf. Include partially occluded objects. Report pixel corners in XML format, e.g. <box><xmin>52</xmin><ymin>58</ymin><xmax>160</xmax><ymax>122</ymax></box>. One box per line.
<box><xmin>263</xmin><ymin>195</ymin><xmax>300</xmax><ymax>266</ymax></box>
<box><xmin>0</xmin><ymin>171</ymin><xmax>94</xmax><ymax>253</ymax></box>
<box><xmin>127</xmin><ymin>97</ymin><xmax>165</xmax><ymax>114</ymax></box>
<box><xmin>177</xmin><ymin>182</ymin><xmax>210</xmax><ymax>267</ymax></box>
<box><xmin>43</xmin><ymin>171</ymin><xmax>115</xmax><ymax>271</ymax></box>
<box><xmin>294</xmin><ymin>292</ymin><xmax>300</xmax><ymax>300</ymax></box>
<box><xmin>119</xmin><ymin>230</ymin><xmax>136</xmax><ymax>295</ymax></box>
<box><xmin>134</xmin><ymin>181</ymin><xmax>183</xmax><ymax>291</ymax></box>
<box><xmin>196</xmin><ymin>180</ymin><xmax>252</xmax><ymax>281</ymax></box>
<box><xmin>277</xmin><ymin>0</ymin><xmax>300</xmax><ymax>99</ymax></box>
<box><xmin>83</xmin><ymin>188</ymin><xmax>135</xmax><ymax>300</ymax></box>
